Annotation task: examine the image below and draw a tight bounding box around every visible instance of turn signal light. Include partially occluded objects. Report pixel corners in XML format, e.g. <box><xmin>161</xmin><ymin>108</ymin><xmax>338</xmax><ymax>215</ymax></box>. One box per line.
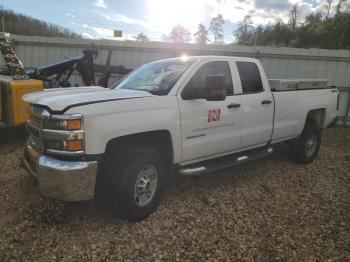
<box><xmin>67</xmin><ymin>119</ymin><xmax>82</xmax><ymax>130</ymax></box>
<box><xmin>66</xmin><ymin>140</ymin><xmax>83</xmax><ymax>151</ymax></box>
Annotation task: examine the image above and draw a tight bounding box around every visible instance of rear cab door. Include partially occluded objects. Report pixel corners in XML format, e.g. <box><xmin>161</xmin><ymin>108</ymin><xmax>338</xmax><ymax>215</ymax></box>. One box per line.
<box><xmin>177</xmin><ymin>57</ymin><xmax>243</xmax><ymax>164</ymax></box>
<box><xmin>233</xmin><ymin>59</ymin><xmax>274</xmax><ymax>149</ymax></box>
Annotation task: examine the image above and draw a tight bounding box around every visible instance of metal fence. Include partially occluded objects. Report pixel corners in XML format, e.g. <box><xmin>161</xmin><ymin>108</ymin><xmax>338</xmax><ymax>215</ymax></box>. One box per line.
<box><xmin>5</xmin><ymin>34</ymin><xmax>350</xmax><ymax>124</ymax></box>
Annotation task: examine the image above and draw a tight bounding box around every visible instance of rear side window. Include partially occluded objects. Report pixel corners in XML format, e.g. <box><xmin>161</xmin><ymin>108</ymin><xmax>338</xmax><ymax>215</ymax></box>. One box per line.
<box><xmin>236</xmin><ymin>62</ymin><xmax>263</xmax><ymax>94</ymax></box>
<box><xmin>184</xmin><ymin>61</ymin><xmax>234</xmax><ymax>95</ymax></box>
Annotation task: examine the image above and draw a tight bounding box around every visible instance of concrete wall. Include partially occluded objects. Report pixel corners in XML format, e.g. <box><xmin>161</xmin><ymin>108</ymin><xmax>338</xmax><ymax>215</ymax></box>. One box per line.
<box><xmin>3</xmin><ymin>34</ymin><xmax>350</xmax><ymax>121</ymax></box>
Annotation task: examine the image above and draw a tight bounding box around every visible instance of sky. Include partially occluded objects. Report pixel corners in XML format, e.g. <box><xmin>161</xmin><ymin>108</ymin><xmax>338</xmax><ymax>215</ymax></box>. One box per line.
<box><xmin>0</xmin><ymin>0</ymin><xmax>339</xmax><ymax>42</ymax></box>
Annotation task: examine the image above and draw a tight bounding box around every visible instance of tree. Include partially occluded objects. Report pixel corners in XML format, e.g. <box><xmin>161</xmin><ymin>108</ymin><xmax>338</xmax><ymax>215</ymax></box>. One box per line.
<box><xmin>168</xmin><ymin>24</ymin><xmax>191</xmax><ymax>43</ymax></box>
<box><xmin>133</xmin><ymin>33</ymin><xmax>149</xmax><ymax>42</ymax></box>
<box><xmin>0</xmin><ymin>7</ymin><xmax>80</xmax><ymax>38</ymax></box>
<box><xmin>234</xmin><ymin>15</ymin><xmax>254</xmax><ymax>46</ymax></box>
<box><xmin>267</xmin><ymin>22</ymin><xmax>295</xmax><ymax>47</ymax></box>
<box><xmin>289</xmin><ymin>4</ymin><xmax>300</xmax><ymax>32</ymax></box>
<box><xmin>254</xmin><ymin>25</ymin><xmax>264</xmax><ymax>46</ymax></box>
<box><xmin>336</xmin><ymin>0</ymin><xmax>347</xmax><ymax>14</ymax></box>
<box><xmin>231</xmin><ymin>3</ymin><xmax>350</xmax><ymax>50</ymax></box>
<box><xmin>209</xmin><ymin>14</ymin><xmax>225</xmax><ymax>43</ymax></box>
<box><xmin>305</xmin><ymin>12</ymin><xmax>323</xmax><ymax>23</ymax></box>
<box><xmin>326</xmin><ymin>0</ymin><xmax>333</xmax><ymax>18</ymax></box>
<box><xmin>194</xmin><ymin>23</ymin><xmax>209</xmax><ymax>44</ymax></box>
<box><xmin>297</xmin><ymin>12</ymin><xmax>350</xmax><ymax>49</ymax></box>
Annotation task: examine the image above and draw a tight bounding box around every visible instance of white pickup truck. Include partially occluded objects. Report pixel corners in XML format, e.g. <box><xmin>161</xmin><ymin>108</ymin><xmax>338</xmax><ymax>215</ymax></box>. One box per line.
<box><xmin>22</xmin><ymin>56</ymin><xmax>338</xmax><ymax>221</ymax></box>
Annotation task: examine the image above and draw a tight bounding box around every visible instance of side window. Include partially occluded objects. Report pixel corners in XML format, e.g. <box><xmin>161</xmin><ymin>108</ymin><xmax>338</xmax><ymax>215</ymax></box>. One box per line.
<box><xmin>184</xmin><ymin>61</ymin><xmax>233</xmax><ymax>96</ymax></box>
<box><xmin>236</xmin><ymin>62</ymin><xmax>264</xmax><ymax>94</ymax></box>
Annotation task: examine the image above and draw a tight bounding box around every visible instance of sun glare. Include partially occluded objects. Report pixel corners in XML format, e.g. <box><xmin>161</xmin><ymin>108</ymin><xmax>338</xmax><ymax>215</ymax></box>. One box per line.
<box><xmin>181</xmin><ymin>54</ymin><xmax>188</xmax><ymax>61</ymax></box>
<box><xmin>147</xmin><ymin>0</ymin><xmax>205</xmax><ymax>34</ymax></box>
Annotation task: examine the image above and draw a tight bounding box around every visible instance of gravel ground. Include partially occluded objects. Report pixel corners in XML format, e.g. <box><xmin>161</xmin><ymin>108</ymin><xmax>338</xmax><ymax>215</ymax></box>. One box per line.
<box><xmin>0</xmin><ymin>127</ymin><xmax>349</xmax><ymax>261</ymax></box>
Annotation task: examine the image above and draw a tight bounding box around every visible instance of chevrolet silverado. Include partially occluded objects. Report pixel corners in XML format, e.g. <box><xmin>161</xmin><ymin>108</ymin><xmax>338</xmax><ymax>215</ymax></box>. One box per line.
<box><xmin>21</xmin><ymin>56</ymin><xmax>338</xmax><ymax>221</ymax></box>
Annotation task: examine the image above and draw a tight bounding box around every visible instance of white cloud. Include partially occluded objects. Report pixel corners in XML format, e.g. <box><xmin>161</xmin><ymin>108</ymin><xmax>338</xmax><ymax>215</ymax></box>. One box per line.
<box><xmin>88</xmin><ymin>26</ymin><xmax>134</xmax><ymax>40</ymax></box>
<box><xmin>78</xmin><ymin>23</ymin><xmax>115</xmax><ymax>39</ymax></box>
<box><xmin>123</xmin><ymin>33</ymin><xmax>136</xmax><ymax>41</ymax></box>
<box><xmin>147</xmin><ymin>0</ymin><xmax>206</xmax><ymax>33</ymax></box>
<box><xmin>84</xmin><ymin>0</ymin><xmax>337</xmax><ymax>42</ymax></box>
<box><xmin>312</xmin><ymin>0</ymin><xmax>340</xmax><ymax>16</ymax></box>
<box><xmin>205</xmin><ymin>0</ymin><xmax>266</xmax><ymax>25</ymax></box>
<box><xmin>92</xmin><ymin>27</ymin><xmax>114</xmax><ymax>38</ymax></box>
<box><xmin>101</xmin><ymin>13</ymin><xmax>150</xmax><ymax>28</ymax></box>
<box><xmin>94</xmin><ymin>0</ymin><xmax>107</xmax><ymax>8</ymax></box>
<box><xmin>66</xmin><ymin>13</ymin><xmax>76</xmax><ymax>18</ymax></box>
<box><xmin>205</xmin><ymin>0</ymin><xmax>318</xmax><ymax>26</ymax></box>
<box><xmin>81</xmin><ymin>32</ymin><xmax>94</xmax><ymax>39</ymax></box>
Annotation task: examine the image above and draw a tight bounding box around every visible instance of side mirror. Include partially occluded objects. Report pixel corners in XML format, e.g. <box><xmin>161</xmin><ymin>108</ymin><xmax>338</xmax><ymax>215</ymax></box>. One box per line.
<box><xmin>204</xmin><ymin>74</ymin><xmax>226</xmax><ymax>101</ymax></box>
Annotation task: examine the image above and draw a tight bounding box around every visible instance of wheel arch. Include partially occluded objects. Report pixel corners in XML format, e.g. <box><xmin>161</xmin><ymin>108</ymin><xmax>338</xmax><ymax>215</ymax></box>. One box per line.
<box><xmin>104</xmin><ymin>130</ymin><xmax>174</xmax><ymax>167</ymax></box>
<box><xmin>305</xmin><ymin>108</ymin><xmax>326</xmax><ymax>128</ymax></box>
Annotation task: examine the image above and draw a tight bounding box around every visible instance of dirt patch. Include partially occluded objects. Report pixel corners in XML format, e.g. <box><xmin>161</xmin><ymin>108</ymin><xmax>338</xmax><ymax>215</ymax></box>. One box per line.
<box><xmin>0</xmin><ymin>127</ymin><xmax>349</xmax><ymax>261</ymax></box>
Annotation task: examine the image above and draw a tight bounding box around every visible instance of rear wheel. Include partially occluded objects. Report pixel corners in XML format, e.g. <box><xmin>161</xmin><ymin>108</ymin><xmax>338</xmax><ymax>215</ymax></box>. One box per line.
<box><xmin>109</xmin><ymin>147</ymin><xmax>165</xmax><ymax>221</ymax></box>
<box><xmin>289</xmin><ymin>122</ymin><xmax>321</xmax><ymax>164</ymax></box>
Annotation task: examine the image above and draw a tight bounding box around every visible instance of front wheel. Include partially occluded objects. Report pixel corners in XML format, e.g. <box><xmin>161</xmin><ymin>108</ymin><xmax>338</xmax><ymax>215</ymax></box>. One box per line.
<box><xmin>110</xmin><ymin>148</ymin><xmax>165</xmax><ymax>221</ymax></box>
<box><xmin>289</xmin><ymin>122</ymin><xmax>321</xmax><ymax>164</ymax></box>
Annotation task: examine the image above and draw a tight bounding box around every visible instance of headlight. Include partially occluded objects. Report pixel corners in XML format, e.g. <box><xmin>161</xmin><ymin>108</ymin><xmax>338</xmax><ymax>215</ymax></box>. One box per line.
<box><xmin>44</xmin><ymin>115</ymin><xmax>83</xmax><ymax>131</ymax></box>
<box><xmin>43</xmin><ymin>114</ymin><xmax>85</xmax><ymax>156</ymax></box>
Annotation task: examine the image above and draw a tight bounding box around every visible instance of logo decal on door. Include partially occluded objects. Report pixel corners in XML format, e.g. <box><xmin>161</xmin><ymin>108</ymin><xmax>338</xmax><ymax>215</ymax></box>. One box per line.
<box><xmin>208</xmin><ymin>109</ymin><xmax>221</xmax><ymax>122</ymax></box>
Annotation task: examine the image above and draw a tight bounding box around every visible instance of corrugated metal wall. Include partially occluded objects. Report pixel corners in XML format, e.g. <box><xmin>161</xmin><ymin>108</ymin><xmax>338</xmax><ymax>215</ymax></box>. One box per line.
<box><xmin>3</xmin><ymin>34</ymin><xmax>350</xmax><ymax>120</ymax></box>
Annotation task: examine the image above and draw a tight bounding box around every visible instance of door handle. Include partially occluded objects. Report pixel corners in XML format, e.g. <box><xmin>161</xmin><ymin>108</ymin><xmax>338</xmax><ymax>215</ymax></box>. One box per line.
<box><xmin>227</xmin><ymin>103</ymin><xmax>241</xmax><ymax>109</ymax></box>
<box><xmin>261</xmin><ymin>100</ymin><xmax>272</xmax><ymax>105</ymax></box>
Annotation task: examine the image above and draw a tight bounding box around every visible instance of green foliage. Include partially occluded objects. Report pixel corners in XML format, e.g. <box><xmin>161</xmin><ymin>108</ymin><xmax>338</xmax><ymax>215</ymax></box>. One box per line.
<box><xmin>168</xmin><ymin>24</ymin><xmax>191</xmax><ymax>43</ymax></box>
<box><xmin>209</xmin><ymin>14</ymin><xmax>225</xmax><ymax>43</ymax></box>
<box><xmin>0</xmin><ymin>7</ymin><xmax>80</xmax><ymax>38</ymax></box>
<box><xmin>234</xmin><ymin>15</ymin><xmax>255</xmax><ymax>46</ymax></box>
<box><xmin>235</xmin><ymin>20</ymin><xmax>295</xmax><ymax>47</ymax></box>
<box><xmin>194</xmin><ymin>23</ymin><xmax>209</xmax><ymax>44</ymax></box>
<box><xmin>234</xmin><ymin>11</ymin><xmax>350</xmax><ymax>50</ymax></box>
<box><xmin>297</xmin><ymin>12</ymin><xmax>350</xmax><ymax>49</ymax></box>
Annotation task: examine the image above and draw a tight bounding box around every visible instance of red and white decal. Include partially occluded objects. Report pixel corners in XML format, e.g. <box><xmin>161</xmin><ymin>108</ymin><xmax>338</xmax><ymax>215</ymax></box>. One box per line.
<box><xmin>208</xmin><ymin>109</ymin><xmax>221</xmax><ymax>122</ymax></box>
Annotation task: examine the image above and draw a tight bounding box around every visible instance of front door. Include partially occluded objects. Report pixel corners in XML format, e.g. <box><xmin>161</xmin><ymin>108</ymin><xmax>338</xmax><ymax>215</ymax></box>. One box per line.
<box><xmin>178</xmin><ymin>61</ymin><xmax>242</xmax><ymax>163</ymax></box>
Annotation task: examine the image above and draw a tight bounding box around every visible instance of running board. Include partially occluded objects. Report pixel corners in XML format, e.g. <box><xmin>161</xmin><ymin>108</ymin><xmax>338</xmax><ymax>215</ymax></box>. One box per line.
<box><xmin>178</xmin><ymin>147</ymin><xmax>274</xmax><ymax>176</ymax></box>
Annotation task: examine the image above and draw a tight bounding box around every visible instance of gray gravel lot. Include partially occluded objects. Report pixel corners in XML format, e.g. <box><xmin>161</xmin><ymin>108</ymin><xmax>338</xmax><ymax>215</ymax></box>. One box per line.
<box><xmin>0</xmin><ymin>127</ymin><xmax>349</xmax><ymax>261</ymax></box>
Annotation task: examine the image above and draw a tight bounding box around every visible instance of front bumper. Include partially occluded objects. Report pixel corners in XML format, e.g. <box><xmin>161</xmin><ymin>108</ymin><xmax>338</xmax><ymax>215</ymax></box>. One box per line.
<box><xmin>21</xmin><ymin>143</ymin><xmax>97</xmax><ymax>201</ymax></box>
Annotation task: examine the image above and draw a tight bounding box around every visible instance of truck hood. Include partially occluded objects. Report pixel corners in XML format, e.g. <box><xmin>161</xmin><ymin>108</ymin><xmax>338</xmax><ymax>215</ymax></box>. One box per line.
<box><xmin>23</xmin><ymin>86</ymin><xmax>154</xmax><ymax>112</ymax></box>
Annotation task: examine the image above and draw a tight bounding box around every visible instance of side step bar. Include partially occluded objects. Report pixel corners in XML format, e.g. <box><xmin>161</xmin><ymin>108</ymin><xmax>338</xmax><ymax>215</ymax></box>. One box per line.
<box><xmin>178</xmin><ymin>147</ymin><xmax>274</xmax><ymax>176</ymax></box>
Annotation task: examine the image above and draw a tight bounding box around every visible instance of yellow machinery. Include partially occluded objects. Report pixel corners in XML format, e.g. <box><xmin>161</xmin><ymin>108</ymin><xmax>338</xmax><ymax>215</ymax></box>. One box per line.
<box><xmin>0</xmin><ymin>75</ymin><xmax>43</xmax><ymax>126</ymax></box>
<box><xmin>0</xmin><ymin>32</ymin><xmax>131</xmax><ymax>126</ymax></box>
<box><xmin>0</xmin><ymin>32</ymin><xmax>44</xmax><ymax>126</ymax></box>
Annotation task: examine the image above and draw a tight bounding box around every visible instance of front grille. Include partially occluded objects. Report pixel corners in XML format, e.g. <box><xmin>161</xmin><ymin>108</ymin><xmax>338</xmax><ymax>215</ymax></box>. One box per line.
<box><xmin>30</xmin><ymin>114</ymin><xmax>42</xmax><ymax>128</ymax></box>
<box><xmin>27</xmin><ymin>106</ymin><xmax>45</xmax><ymax>153</ymax></box>
<box><xmin>28</xmin><ymin>133</ymin><xmax>43</xmax><ymax>152</ymax></box>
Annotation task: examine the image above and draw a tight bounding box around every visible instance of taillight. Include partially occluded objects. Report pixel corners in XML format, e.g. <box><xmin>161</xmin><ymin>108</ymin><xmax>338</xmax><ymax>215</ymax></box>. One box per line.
<box><xmin>336</xmin><ymin>93</ymin><xmax>340</xmax><ymax>111</ymax></box>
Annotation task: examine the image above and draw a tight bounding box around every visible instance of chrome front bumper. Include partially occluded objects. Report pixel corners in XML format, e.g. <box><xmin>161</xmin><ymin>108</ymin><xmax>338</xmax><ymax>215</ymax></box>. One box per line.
<box><xmin>21</xmin><ymin>143</ymin><xmax>97</xmax><ymax>201</ymax></box>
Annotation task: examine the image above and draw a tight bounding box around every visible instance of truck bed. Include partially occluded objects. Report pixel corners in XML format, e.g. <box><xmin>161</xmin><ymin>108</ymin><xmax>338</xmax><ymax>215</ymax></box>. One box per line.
<box><xmin>271</xmin><ymin>88</ymin><xmax>338</xmax><ymax>144</ymax></box>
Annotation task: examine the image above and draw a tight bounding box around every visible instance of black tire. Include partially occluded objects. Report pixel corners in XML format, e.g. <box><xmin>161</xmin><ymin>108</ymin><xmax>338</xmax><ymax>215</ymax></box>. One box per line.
<box><xmin>109</xmin><ymin>147</ymin><xmax>165</xmax><ymax>221</ymax></box>
<box><xmin>289</xmin><ymin>122</ymin><xmax>321</xmax><ymax>164</ymax></box>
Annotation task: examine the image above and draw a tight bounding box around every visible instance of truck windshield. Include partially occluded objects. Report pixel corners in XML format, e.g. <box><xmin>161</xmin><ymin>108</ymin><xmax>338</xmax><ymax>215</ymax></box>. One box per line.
<box><xmin>113</xmin><ymin>58</ymin><xmax>195</xmax><ymax>95</ymax></box>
